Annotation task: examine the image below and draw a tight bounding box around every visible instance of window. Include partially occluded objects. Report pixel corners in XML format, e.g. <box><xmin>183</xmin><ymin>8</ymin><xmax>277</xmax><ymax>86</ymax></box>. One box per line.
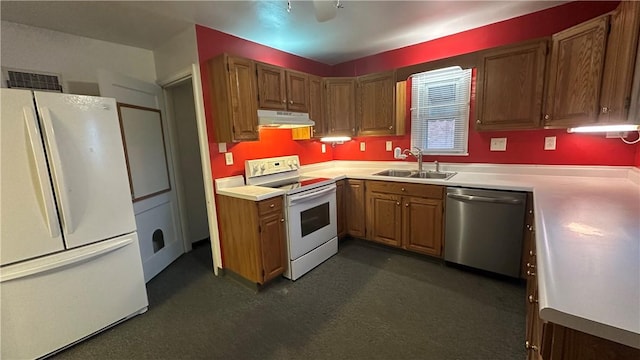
<box><xmin>410</xmin><ymin>66</ymin><xmax>471</xmax><ymax>155</ymax></box>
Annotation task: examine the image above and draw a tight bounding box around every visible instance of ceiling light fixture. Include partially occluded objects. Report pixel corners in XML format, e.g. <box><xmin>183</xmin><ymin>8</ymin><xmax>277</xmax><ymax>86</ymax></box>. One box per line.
<box><xmin>320</xmin><ymin>136</ymin><xmax>351</xmax><ymax>146</ymax></box>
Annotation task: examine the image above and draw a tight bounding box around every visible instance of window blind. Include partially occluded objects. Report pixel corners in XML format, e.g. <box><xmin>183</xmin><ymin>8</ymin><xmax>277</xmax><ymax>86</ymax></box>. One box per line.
<box><xmin>410</xmin><ymin>66</ymin><xmax>471</xmax><ymax>155</ymax></box>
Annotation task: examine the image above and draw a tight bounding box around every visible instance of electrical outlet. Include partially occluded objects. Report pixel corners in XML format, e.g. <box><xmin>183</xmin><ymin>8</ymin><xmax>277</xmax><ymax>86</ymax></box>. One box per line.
<box><xmin>490</xmin><ymin>138</ymin><xmax>507</xmax><ymax>151</ymax></box>
<box><xmin>360</xmin><ymin>142</ymin><xmax>366</xmax><ymax>151</ymax></box>
<box><xmin>544</xmin><ymin>136</ymin><xmax>556</xmax><ymax>150</ymax></box>
<box><xmin>321</xmin><ymin>144</ymin><xmax>326</xmax><ymax>153</ymax></box>
<box><xmin>224</xmin><ymin>152</ymin><xmax>233</xmax><ymax>165</ymax></box>
<box><xmin>218</xmin><ymin>143</ymin><xmax>227</xmax><ymax>153</ymax></box>
<box><xmin>386</xmin><ymin>141</ymin><xmax>392</xmax><ymax>151</ymax></box>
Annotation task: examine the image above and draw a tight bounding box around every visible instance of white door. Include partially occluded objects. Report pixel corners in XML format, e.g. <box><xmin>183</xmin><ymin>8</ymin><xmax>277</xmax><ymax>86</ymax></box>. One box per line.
<box><xmin>98</xmin><ymin>70</ymin><xmax>184</xmax><ymax>282</ymax></box>
<box><xmin>34</xmin><ymin>91</ymin><xmax>136</xmax><ymax>249</ymax></box>
<box><xmin>0</xmin><ymin>89</ymin><xmax>64</xmax><ymax>265</ymax></box>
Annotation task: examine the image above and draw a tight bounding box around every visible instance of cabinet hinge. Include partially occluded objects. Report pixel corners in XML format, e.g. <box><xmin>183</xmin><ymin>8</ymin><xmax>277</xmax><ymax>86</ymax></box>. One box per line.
<box><xmin>232</xmin><ymin>125</ymin><xmax>236</xmax><ymax>134</ymax></box>
<box><xmin>607</xmin><ymin>22</ymin><xmax>612</xmax><ymax>36</ymax></box>
<box><xmin>227</xmin><ymin>63</ymin><xmax>230</xmax><ymax>71</ymax></box>
<box><xmin>258</xmin><ymin>225</ymin><xmax>262</xmax><ymax>233</ymax></box>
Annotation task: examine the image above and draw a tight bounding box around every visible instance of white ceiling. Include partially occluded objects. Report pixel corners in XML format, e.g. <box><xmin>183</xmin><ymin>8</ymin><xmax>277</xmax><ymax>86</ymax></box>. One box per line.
<box><xmin>1</xmin><ymin>1</ymin><xmax>568</xmax><ymax>65</ymax></box>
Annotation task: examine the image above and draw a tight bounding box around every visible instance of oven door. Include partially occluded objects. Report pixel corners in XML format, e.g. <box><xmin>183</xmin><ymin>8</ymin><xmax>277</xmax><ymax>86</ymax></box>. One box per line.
<box><xmin>286</xmin><ymin>184</ymin><xmax>337</xmax><ymax>260</ymax></box>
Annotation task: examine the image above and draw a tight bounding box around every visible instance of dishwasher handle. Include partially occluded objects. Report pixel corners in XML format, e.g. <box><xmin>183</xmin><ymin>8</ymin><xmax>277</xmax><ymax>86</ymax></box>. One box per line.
<box><xmin>447</xmin><ymin>193</ymin><xmax>523</xmax><ymax>205</ymax></box>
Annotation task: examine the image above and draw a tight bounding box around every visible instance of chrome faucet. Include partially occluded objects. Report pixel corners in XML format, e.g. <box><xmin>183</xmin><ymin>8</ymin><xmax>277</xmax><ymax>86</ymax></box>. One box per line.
<box><xmin>435</xmin><ymin>160</ymin><xmax>439</xmax><ymax>172</ymax></box>
<box><xmin>403</xmin><ymin>147</ymin><xmax>423</xmax><ymax>172</ymax></box>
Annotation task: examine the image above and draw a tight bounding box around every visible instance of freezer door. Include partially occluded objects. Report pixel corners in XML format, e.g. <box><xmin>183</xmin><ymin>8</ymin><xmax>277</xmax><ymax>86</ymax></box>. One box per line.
<box><xmin>0</xmin><ymin>89</ymin><xmax>64</xmax><ymax>266</ymax></box>
<box><xmin>34</xmin><ymin>91</ymin><xmax>136</xmax><ymax>249</ymax></box>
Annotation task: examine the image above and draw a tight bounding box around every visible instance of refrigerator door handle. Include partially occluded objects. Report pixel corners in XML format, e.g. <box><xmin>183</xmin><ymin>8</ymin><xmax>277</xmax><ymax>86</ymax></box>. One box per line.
<box><xmin>23</xmin><ymin>106</ymin><xmax>60</xmax><ymax>239</ymax></box>
<box><xmin>0</xmin><ymin>236</ymin><xmax>133</xmax><ymax>283</ymax></box>
<box><xmin>40</xmin><ymin>107</ymin><xmax>74</xmax><ymax>235</ymax></box>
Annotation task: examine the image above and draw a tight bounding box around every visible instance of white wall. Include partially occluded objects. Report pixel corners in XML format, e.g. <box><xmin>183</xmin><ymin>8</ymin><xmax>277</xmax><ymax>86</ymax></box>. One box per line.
<box><xmin>1</xmin><ymin>21</ymin><xmax>156</xmax><ymax>92</ymax></box>
<box><xmin>153</xmin><ymin>26</ymin><xmax>197</xmax><ymax>83</ymax></box>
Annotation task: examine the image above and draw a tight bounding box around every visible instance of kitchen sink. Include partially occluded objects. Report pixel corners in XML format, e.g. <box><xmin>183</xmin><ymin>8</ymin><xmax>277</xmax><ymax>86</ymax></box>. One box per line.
<box><xmin>409</xmin><ymin>171</ymin><xmax>457</xmax><ymax>180</ymax></box>
<box><xmin>373</xmin><ymin>169</ymin><xmax>414</xmax><ymax>177</ymax></box>
<box><xmin>373</xmin><ymin>169</ymin><xmax>457</xmax><ymax>180</ymax></box>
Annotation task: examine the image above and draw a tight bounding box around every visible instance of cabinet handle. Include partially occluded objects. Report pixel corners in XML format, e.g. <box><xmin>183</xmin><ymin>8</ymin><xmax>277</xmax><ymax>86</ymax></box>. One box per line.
<box><xmin>270</xmin><ymin>204</ymin><xmax>275</xmax><ymax>208</ymax></box>
<box><xmin>525</xmin><ymin>341</ymin><xmax>539</xmax><ymax>352</ymax></box>
<box><xmin>405</xmin><ymin>203</ymin><xmax>409</xmax><ymax>207</ymax></box>
<box><xmin>527</xmin><ymin>270</ymin><xmax>536</xmax><ymax>277</ymax></box>
<box><xmin>281</xmin><ymin>218</ymin><xmax>285</xmax><ymax>222</ymax></box>
<box><xmin>401</xmin><ymin>188</ymin><xmax>405</xmax><ymax>192</ymax></box>
<box><xmin>396</xmin><ymin>201</ymin><xmax>400</xmax><ymax>206</ymax></box>
<box><xmin>282</xmin><ymin>99</ymin><xmax>287</xmax><ymax>103</ymax></box>
<box><xmin>529</xmin><ymin>209</ymin><xmax>533</xmax><ymax>214</ymax></box>
<box><xmin>476</xmin><ymin>119</ymin><xmax>481</xmax><ymax>124</ymax></box>
<box><xmin>527</xmin><ymin>262</ymin><xmax>536</xmax><ymax>269</ymax></box>
<box><xmin>289</xmin><ymin>100</ymin><xmax>294</xmax><ymax>104</ymax></box>
<box><xmin>528</xmin><ymin>295</ymin><xmax>538</xmax><ymax>304</ymax></box>
<box><xmin>601</xmin><ymin>106</ymin><xmax>609</xmax><ymax>114</ymax></box>
<box><xmin>388</xmin><ymin>125</ymin><xmax>393</xmax><ymax>130</ymax></box>
<box><xmin>544</xmin><ymin>114</ymin><xmax>550</xmax><ymax>120</ymax></box>
<box><xmin>529</xmin><ymin>250</ymin><xmax>535</xmax><ymax>257</ymax></box>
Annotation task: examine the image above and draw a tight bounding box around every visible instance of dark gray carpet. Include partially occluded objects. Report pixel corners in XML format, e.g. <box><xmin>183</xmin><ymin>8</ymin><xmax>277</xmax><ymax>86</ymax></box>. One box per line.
<box><xmin>53</xmin><ymin>239</ymin><xmax>526</xmax><ymax>360</ymax></box>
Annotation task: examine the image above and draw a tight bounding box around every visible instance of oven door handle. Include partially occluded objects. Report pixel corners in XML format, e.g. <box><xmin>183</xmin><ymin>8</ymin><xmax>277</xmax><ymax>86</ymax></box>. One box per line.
<box><xmin>288</xmin><ymin>184</ymin><xmax>336</xmax><ymax>204</ymax></box>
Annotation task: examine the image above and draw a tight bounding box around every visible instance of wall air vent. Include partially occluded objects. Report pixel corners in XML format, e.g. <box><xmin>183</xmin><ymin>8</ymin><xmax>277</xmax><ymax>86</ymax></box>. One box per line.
<box><xmin>5</xmin><ymin>69</ymin><xmax>62</xmax><ymax>92</ymax></box>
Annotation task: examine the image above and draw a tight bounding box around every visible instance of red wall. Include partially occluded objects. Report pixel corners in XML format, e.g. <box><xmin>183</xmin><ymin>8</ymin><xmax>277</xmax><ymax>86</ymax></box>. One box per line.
<box><xmin>198</xmin><ymin>0</ymin><xmax>637</xmax><ymax>180</ymax></box>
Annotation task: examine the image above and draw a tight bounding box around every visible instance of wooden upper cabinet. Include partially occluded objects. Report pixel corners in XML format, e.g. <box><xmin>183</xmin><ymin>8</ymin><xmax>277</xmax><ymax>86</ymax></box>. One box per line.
<box><xmin>256</xmin><ymin>63</ymin><xmax>309</xmax><ymax>112</ymax></box>
<box><xmin>476</xmin><ymin>40</ymin><xmax>548</xmax><ymax>130</ymax></box>
<box><xmin>325</xmin><ymin>78</ymin><xmax>357</xmax><ymax>136</ymax></box>
<box><xmin>543</xmin><ymin>15</ymin><xmax>610</xmax><ymax>127</ymax></box>
<box><xmin>309</xmin><ymin>75</ymin><xmax>326</xmax><ymax>138</ymax></box>
<box><xmin>286</xmin><ymin>70</ymin><xmax>309</xmax><ymax>112</ymax></box>
<box><xmin>599</xmin><ymin>1</ymin><xmax>640</xmax><ymax>123</ymax></box>
<box><xmin>207</xmin><ymin>54</ymin><xmax>259</xmax><ymax>143</ymax></box>
<box><xmin>357</xmin><ymin>71</ymin><xmax>399</xmax><ymax>136</ymax></box>
<box><xmin>256</xmin><ymin>63</ymin><xmax>286</xmax><ymax>110</ymax></box>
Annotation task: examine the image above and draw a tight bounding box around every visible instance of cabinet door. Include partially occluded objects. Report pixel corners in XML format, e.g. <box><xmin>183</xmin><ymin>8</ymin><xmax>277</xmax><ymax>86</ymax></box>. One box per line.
<box><xmin>346</xmin><ymin>179</ymin><xmax>365</xmax><ymax>238</ymax></box>
<box><xmin>599</xmin><ymin>1</ymin><xmax>640</xmax><ymax>123</ymax></box>
<box><xmin>256</xmin><ymin>63</ymin><xmax>286</xmax><ymax>110</ymax></box>
<box><xmin>544</xmin><ymin>16</ymin><xmax>610</xmax><ymax>127</ymax></box>
<box><xmin>367</xmin><ymin>192</ymin><xmax>402</xmax><ymax>247</ymax></box>
<box><xmin>357</xmin><ymin>71</ymin><xmax>397</xmax><ymax>136</ymax></box>
<box><xmin>402</xmin><ymin>197</ymin><xmax>443</xmax><ymax>257</ymax></box>
<box><xmin>259</xmin><ymin>211</ymin><xmax>287</xmax><ymax>283</ymax></box>
<box><xmin>336</xmin><ymin>180</ymin><xmax>346</xmax><ymax>238</ymax></box>
<box><xmin>325</xmin><ymin>78</ymin><xmax>356</xmax><ymax>136</ymax></box>
<box><xmin>476</xmin><ymin>40</ymin><xmax>547</xmax><ymax>130</ymax></box>
<box><xmin>228</xmin><ymin>57</ymin><xmax>259</xmax><ymax>141</ymax></box>
<box><xmin>309</xmin><ymin>75</ymin><xmax>326</xmax><ymax>138</ymax></box>
<box><xmin>286</xmin><ymin>70</ymin><xmax>309</xmax><ymax>112</ymax></box>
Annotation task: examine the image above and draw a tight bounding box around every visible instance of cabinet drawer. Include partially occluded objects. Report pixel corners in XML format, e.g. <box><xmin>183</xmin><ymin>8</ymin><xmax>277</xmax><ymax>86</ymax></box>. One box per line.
<box><xmin>258</xmin><ymin>197</ymin><xmax>283</xmax><ymax>215</ymax></box>
<box><xmin>367</xmin><ymin>181</ymin><xmax>443</xmax><ymax>199</ymax></box>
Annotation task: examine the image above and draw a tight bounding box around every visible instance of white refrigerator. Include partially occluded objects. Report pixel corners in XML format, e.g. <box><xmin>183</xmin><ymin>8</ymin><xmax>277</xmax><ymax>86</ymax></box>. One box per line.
<box><xmin>0</xmin><ymin>89</ymin><xmax>149</xmax><ymax>359</ymax></box>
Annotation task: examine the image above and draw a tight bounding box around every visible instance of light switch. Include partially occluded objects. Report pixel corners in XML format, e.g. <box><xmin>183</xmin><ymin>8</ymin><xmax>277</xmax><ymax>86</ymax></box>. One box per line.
<box><xmin>218</xmin><ymin>143</ymin><xmax>227</xmax><ymax>153</ymax></box>
<box><xmin>360</xmin><ymin>142</ymin><xmax>366</xmax><ymax>151</ymax></box>
<box><xmin>386</xmin><ymin>141</ymin><xmax>392</xmax><ymax>151</ymax></box>
<box><xmin>544</xmin><ymin>136</ymin><xmax>556</xmax><ymax>150</ymax></box>
<box><xmin>490</xmin><ymin>138</ymin><xmax>507</xmax><ymax>151</ymax></box>
<box><xmin>224</xmin><ymin>152</ymin><xmax>233</xmax><ymax>165</ymax></box>
<box><xmin>321</xmin><ymin>144</ymin><xmax>326</xmax><ymax>153</ymax></box>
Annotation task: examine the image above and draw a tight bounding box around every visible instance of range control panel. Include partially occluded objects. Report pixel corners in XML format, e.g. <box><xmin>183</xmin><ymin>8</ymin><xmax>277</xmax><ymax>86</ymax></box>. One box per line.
<box><xmin>245</xmin><ymin>155</ymin><xmax>300</xmax><ymax>179</ymax></box>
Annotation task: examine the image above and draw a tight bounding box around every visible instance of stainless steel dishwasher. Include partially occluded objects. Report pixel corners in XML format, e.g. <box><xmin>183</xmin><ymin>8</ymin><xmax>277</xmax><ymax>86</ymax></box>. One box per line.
<box><xmin>444</xmin><ymin>187</ymin><xmax>526</xmax><ymax>277</ymax></box>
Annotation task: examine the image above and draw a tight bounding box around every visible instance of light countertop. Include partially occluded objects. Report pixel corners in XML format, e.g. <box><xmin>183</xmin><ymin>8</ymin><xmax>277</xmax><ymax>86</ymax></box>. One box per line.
<box><xmin>300</xmin><ymin>161</ymin><xmax>640</xmax><ymax>348</ymax></box>
<box><xmin>216</xmin><ymin>185</ymin><xmax>285</xmax><ymax>201</ymax></box>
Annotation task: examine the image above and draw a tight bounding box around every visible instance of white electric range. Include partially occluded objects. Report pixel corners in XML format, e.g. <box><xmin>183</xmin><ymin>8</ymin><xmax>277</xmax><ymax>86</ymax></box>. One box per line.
<box><xmin>245</xmin><ymin>156</ymin><xmax>338</xmax><ymax>280</ymax></box>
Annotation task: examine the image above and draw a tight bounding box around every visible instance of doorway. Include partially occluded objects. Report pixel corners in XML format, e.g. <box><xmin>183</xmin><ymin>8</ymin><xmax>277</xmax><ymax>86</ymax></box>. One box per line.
<box><xmin>165</xmin><ymin>78</ymin><xmax>209</xmax><ymax>248</ymax></box>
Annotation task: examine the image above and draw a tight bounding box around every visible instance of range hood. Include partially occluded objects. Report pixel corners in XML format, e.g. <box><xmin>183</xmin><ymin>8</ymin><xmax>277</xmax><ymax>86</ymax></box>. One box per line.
<box><xmin>257</xmin><ymin>109</ymin><xmax>315</xmax><ymax>128</ymax></box>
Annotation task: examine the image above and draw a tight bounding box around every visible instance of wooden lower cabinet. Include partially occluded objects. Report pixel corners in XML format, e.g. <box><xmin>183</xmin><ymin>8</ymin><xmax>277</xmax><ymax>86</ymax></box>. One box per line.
<box><xmin>365</xmin><ymin>181</ymin><xmax>444</xmax><ymax>257</ymax></box>
<box><xmin>217</xmin><ymin>195</ymin><xmax>287</xmax><ymax>285</ymax></box>
<box><xmin>345</xmin><ymin>179</ymin><xmax>366</xmax><ymax>238</ymax></box>
<box><xmin>336</xmin><ymin>179</ymin><xmax>346</xmax><ymax>238</ymax></box>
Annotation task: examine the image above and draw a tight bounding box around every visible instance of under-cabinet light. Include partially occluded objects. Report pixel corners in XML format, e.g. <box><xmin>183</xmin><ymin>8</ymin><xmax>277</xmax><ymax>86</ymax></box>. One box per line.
<box><xmin>320</xmin><ymin>136</ymin><xmax>352</xmax><ymax>143</ymax></box>
<box><xmin>567</xmin><ymin>124</ymin><xmax>640</xmax><ymax>133</ymax></box>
